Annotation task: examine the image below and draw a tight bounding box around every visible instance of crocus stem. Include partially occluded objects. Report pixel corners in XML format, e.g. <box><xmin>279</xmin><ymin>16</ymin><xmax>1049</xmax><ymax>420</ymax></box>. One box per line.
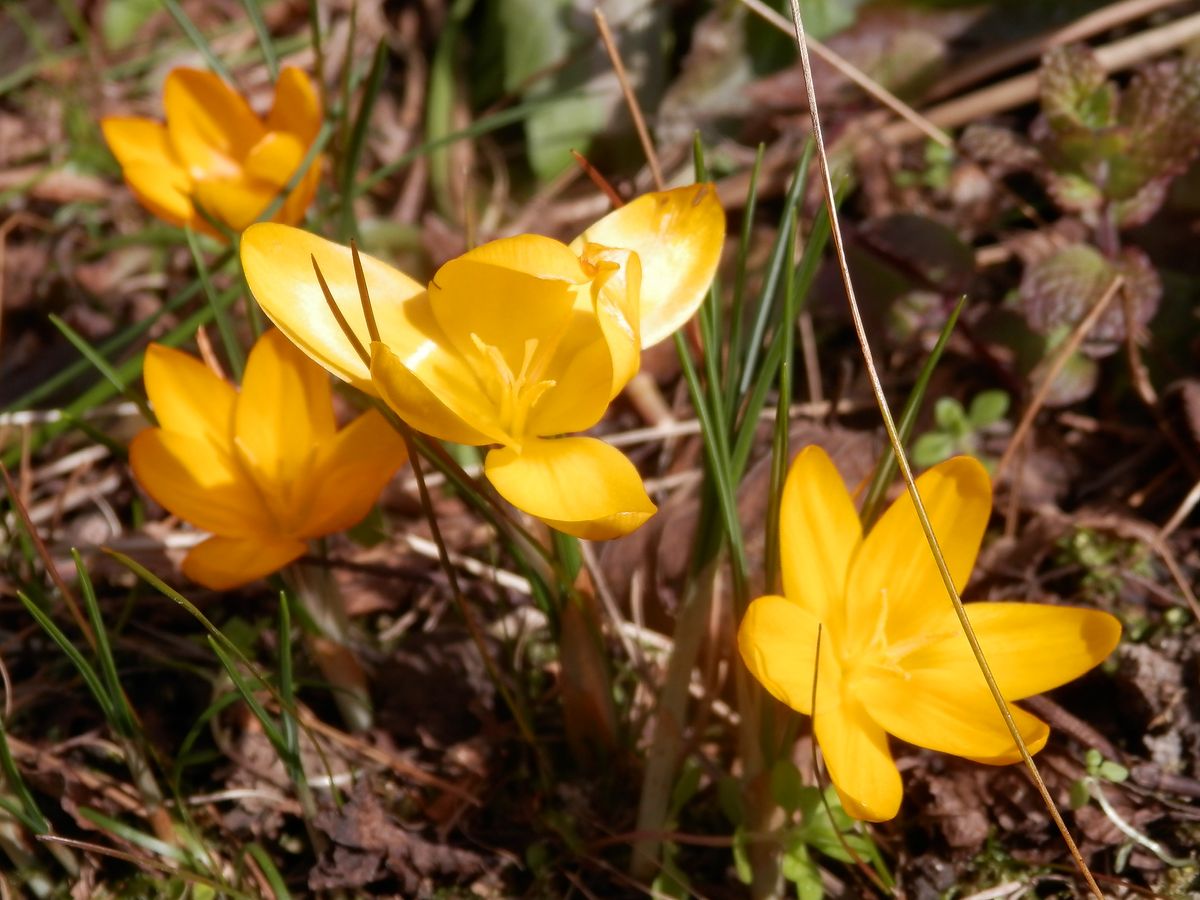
<box><xmin>631</xmin><ymin>559</ymin><xmax>718</xmax><ymax>880</ymax></box>
<box><xmin>117</xmin><ymin>733</ymin><xmax>178</xmax><ymax>845</ymax></box>
<box><xmin>283</xmin><ymin>562</ymin><xmax>373</xmax><ymax>733</ymax></box>
<box><xmin>738</xmin><ymin>671</ymin><xmax>784</xmax><ymax>900</ymax></box>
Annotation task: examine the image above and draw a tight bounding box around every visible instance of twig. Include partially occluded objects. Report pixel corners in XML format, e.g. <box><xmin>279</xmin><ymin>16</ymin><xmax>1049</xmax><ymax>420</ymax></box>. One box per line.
<box><xmin>571</xmin><ymin>150</ymin><xmax>624</xmax><ymax>209</ymax></box>
<box><xmin>1160</xmin><ymin>476</ymin><xmax>1200</xmax><ymax>540</ymax></box>
<box><xmin>783</xmin><ymin>2</ymin><xmax>1104</xmax><ymax>897</ymax></box>
<box><xmin>929</xmin><ymin>0</ymin><xmax>1192</xmax><ymax>102</ymax></box>
<box><xmin>880</xmin><ymin>11</ymin><xmax>1200</xmax><ymax>143</ymax></box>
<box><xmin>738</xmin><ymin>0</ymin><xmax>952</xmax><ymax>147</ymax></box>
<box><xmin>593</xmin><ymin>8</ymin><xmax>664</xmax><ymax>190</ymax></box>
<box><xmin>995</xmin><ymin>276</ymin><xmax>1124</xmax><ymax>482</ymax></box>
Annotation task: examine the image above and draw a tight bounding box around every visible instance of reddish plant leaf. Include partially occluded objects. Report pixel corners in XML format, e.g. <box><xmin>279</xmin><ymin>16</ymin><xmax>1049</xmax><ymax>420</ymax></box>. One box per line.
<box><xmin>1019</xmin><ymin>244</ymin><xmax>1161</xmax><ymax>357</ymax></box>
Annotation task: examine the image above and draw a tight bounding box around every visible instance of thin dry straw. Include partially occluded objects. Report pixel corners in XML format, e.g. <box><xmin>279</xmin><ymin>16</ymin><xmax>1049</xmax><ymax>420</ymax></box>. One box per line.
<box><xmin>593</xmin><ymin>8</ymin><xmax>664</xmax><ymax>191</ymax></box>
<box><xmin>782</xmin><ymin>1</ymin><xmax>1104</xmax><ymax>896</ymax></box>
<box><xmin>994</xmin><ymin>275</ymin><xmax>1123</xmax><ymax>482</ymax></box>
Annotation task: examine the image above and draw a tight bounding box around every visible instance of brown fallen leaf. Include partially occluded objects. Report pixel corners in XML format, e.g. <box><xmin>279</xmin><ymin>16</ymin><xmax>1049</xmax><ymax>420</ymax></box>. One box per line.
<box><xmin>310</xmin><ymin>779</ymin><xmax>487</xmax><ymax>893</ymax></box>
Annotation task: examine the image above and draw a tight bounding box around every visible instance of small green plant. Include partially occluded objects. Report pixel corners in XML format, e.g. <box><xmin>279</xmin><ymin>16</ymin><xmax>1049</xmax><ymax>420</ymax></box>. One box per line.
<box><xmin>911</xmin><ymin>389</ymin><xmax>1009</xmax><ymax>469</ymax></box>
<box><xmin>1069</xmin><ymin>748</ymin><xmax>1130</xmax><ymax>810</ymax></box>
<box><xmin>729</xmin><ymin>761</ymin><xmax>891</xmax><ymax>899</ymax></box>
<box><xmin>1070</xmin><ymin>748</ymin><xmax>1190</xmax><ymax>872</ymax></box>
<box><xmin>963</xmin><ymin>45</ymin><xmax>1200</xmax><ymax>401</ymax></box>
<box><xmin>1054</xmin><ymin>527</ymin><xmax>1154</xmax><ymax>604</ymax></box>
<box><xmin>894</xmin><ymin>139</ymin><xmax>955</xmax><ymax>191</ymax></box>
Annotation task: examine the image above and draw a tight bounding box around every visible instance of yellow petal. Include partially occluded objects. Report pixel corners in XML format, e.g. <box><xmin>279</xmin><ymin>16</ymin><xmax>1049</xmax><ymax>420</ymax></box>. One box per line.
<box><xmin>847</xmin><ymin>456</ymin><xmax>992</xmax><ymax>649</ymax></box>
<box><xmin>901</xmin><ymin>602</ymin><xmax>1121</xmax><ymax>702</ymax></box>
<box><xmin>855</xmin><ymin>667</ymin><xmax>1049</xmax><ymax>764</ymax></box>
<box><xmin>233</xmin><ymin>330</ymin><xmax>335</xmax><ymax>521</ymax></box>
<box><xmin>737</xmin><ymin>594</ymin><xmax>839</xmax><ymax>716</ymax></box>
<box><xmin>143</xmin><ymin>343</ymin><xmax>235</xmax><ymax>449</ymax></box>
<box><xmin>193</xmin><ymin>175</ymin><xmax>277</xmax><ymax>233</ymax></box>
<box><xmin>163</xmin><ymin>68</ymin><xmax>264</xmax><ymax>179</ymax></box>
<box><xmin>428</xmin><ymin>235</ymin><xmax>580</xmax><ymax>375</ymax></box>
<box><xmin>301</xmin><ymin>409</ymin><xmax>408</xmax><ymax>536</ymax></box>
<box><xmin>101</xmin><ymin>118</ymin><xmax>194</xmax><ymax>225</ymax></box>
<box><xmin>121</xmin><ymin>162</ymin><xmax>196</xmax><ymax>227</ymax></box>
<box><xmin>814</xmin><ymin>699</ymin><xmax>902</xmax><ymax>822</ymax></box>
<box><xmin>370</xmin><ymin>340</ymin><xmax>502</xmax><ymax>446</ymax></box>
<box><xmin>182</xmin><ymin>534</ymin><xmax>306</xmax><ymax>590</ymax></box>
<box><xmin>458</xmin><ymin>232</ymin><xmax>592</xmax><ymax>284</ymax></box>
<box><xmin>578</xmin><ymin>244</ymin><xmax>641</xmax><ymax>399</ymax></box>
<box><xmin>570</xmin><ymin>183</ymin><xmax>725</xmax><ymax>347</ymax></box>
<box><xmin>522</xmin><ymin>311</ymin><xmax>614</xmax><ymax>437</ymax></box>
<box><xmin>779</xmin><ymin>446</ymin><xmax>862</xmax><ymax>628</ymax></box>
<box><xmin>277</xmin><ymin>159</ymin><xmax>321</xmax><ymax>227</ymax></box>
<box><xmin>483</xmin><ymin>437</ymin><xmax>656</xmax><ymax>540</ymax></box>
<box><xmin>266</xmin><ymin>67</ymin><xmax>321</xmax><ymax>143</ymax></box>
<box><xmin>240</xmin><ymin>224</ymin><xmax>425</xmax><ymax>390</ymax></box>
<box><xmin>242</xmin><ymin>131</ymin><xmax>306</xmax><ymax>189</ymax></box>
<box><xmin>102</xmin><ymin>117</ymin><xmax>175</xmax><ymax>169</ymax></box>
<box><xmin>129</xmin><ymin>429</ymin><xmax>271</xmax><ymax>537</ymax></box>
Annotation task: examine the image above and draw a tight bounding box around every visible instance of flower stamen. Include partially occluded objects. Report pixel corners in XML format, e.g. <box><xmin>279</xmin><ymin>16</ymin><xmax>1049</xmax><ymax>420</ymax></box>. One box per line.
<box><xmin>470</xmin><ymin>333</ymin><xmax>557</xmax><ymax>445</ymax></box>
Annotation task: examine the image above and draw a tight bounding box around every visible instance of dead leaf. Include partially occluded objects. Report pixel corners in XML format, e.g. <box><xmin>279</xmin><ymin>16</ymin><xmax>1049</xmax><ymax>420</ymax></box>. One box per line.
<box><xmin>310</xmin><ymin>779</ymin><xmax>486</xmax><ymax>893</ymax></box>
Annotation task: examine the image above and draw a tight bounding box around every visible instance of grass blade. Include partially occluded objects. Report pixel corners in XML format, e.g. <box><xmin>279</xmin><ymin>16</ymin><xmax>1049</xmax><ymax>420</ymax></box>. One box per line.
<box><xmin>764</xmin><ymin>207</ymin><xmax>798</xmax><ymax>593</ymax></box>
<box><xmin>276</xmin><ymin>590</ymin><xmax>306</xmax><ymax>794</ymax></box>
<box><xmin>337</xmin><ymin>39</ymin><xmax>388</xmax><ymax>241</ymax></box>
<box><xmin>75</xmin><ymin>808</ymin><xmax>187</xmax><ymax>865</ymax></box>
<box><xmin>246</xmin><ymin>843</ymin><xmax>292</xmax><ymax>900</ymax></box>
<box><xmin>3</xmin><ymin>282</ymin><xmax>241</xmax><ymax>469</ymax></box>
<box><xmin>161</xmin><ymin>0</ymin><xmax>233</xmax><ymax>82</ymax></box>
<box><xmin>737</xmin><ymin>148</ymin><xmax>811</xmax><ymax>396</ymax></box>
<box><xmin>2</xmin><ymin>248</ymin><xmax>234</xmax><ymax>415</ymax></box>
<box><xmin>184</xmin><ymin>228</ymin><xmax>244</xmax><ymax>380</ymax></box>
<box><xmin>858</xmin><ymin>295</ymin><xmax>967</xmax><ymax>530</ymax></box>
<box><xmin>16</xmin><ymin>591</ymin><xmax>116</xmax><ymax>724</ymax></box>
<box><xmin>673</xmin><ymin>331</ymin><xmax>748</xmax><ymax>600</ymax></box>
<box><xmin>724</xmin><ymin>143</ymin><xmax>766</xmax><ymax>414</ymax></box>
<box><xmin>47</xmin><ymin>315</ymin><xmax>154</xmax><ymax>425</ymax></box>
<box><xmin>208</xmin><ymin>637</ymin><xmax>288</xmax><ymax>756</ymax></box>
<box><xmin>0</xmin><ymin>718</ymin><xmax>49</xmax><ymax>834</ymax></box>
<box><xmin>71</xmin><ymin>550</ymin><xmax>136</xmax><ymax>737</ymax></box>
<box><xmin>730</xmin><ymin>198</ymin><xmax>832</xmax><ymax>480</ymax></box>
<box><xmin>240</xmin><ymin>0</ymin><xmax>277</xmax><ymax>79</ymax></box>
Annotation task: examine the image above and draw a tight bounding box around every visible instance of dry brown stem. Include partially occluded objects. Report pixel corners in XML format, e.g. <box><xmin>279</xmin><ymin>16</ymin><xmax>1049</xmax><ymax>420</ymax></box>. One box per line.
<box><xmin>881</xmin><ymin>11</ymin><xmax>1200</xmax><ymax>143</ymax></box>
<box><xmin>995</xmin><ymin>276</ymin><xmax>1125</xmax><ymax>482</ymax></box>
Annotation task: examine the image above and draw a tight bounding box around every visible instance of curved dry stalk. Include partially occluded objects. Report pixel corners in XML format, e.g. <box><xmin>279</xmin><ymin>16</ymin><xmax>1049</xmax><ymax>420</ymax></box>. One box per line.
<box><xmin>783</xmin><ymin>1</ymin><xmax>1104</xmax><ymax>897</ymax></box>
<box><xmin>880</xmin><ymin>11</ymin><xmax>1200</xmax><ymax>143</ymax></box>
<box><xmin>995</xmin><ymin>276</ymin><xmax>1123</xmax><ymax>482</ymax></box>
<box><xmin>930</xmin><ymin>0</ymin><xmax>1191</xmax><ymax>101</ymax></box>
<box><xmin>738</xmin><ymin>0</ymin><xmax>952</xmax><ymax>147</ymax></box>
<box><xmin>594</xmin><ymin>8</ymin><xmax>665</xmax><ymax>191</ymax></box>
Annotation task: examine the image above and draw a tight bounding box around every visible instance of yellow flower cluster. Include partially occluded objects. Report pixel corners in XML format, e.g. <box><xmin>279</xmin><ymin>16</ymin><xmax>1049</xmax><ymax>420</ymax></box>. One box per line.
<box><xmin>103</xmin><ymin>68</ymin><xmax>322</xmax><ymax>235</ymax></box>
<box><xmin>239</xmin><ymin>185</ymin><xmax>723</xmax><ymax>538</ymax></box>
<box><xmin>110</xmin><ymin>65</ymin><xmax>1121</xmax><ymax>823</ymax></box>
<box><xmin>132</xmin><ymin>330</ymin><xmax>407</xmax><ymax>589</ymax></box>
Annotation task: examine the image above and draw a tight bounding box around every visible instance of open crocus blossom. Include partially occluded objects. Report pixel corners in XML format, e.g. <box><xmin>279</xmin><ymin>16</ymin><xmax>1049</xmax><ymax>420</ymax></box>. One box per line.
<box><xmin>102</xmin><ymin>67</ymin><xmax>321</xmax><ymax>235</ymax></box>
<box><xmin>130</xmin><ymin>330</ymin><xmax>407</xmax><ymax>589</ymax></box>
<box><xmin>239</xmin><ymin>184</ymin><xmax>724</xmax><ymax>539</ymax></box>
<box><xmin>738</xmin><ymin>446</ymin><xmax>1121</xmax><ymax>821</ymax></box>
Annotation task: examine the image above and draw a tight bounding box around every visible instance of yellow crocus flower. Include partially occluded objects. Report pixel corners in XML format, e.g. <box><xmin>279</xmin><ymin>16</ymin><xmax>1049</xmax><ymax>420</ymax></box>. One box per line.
<box><xmin>101</xmin><ymin>67</ymin><xmax>322</xmax><ymax>235</ymax></box>
<box><xmin>130</xmin><ymin>330</ymin><xmax>407</xmax><ymax>589</ymax></box>
<box><xmin>239</xmin><ymin>185</ymin><xmax>724</xmax><ymax>540</ymax></box>
<box><xmin>738</xmin><ymin>445</ymin><xmax>1122</xmax><ymax>821</ymax></box>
